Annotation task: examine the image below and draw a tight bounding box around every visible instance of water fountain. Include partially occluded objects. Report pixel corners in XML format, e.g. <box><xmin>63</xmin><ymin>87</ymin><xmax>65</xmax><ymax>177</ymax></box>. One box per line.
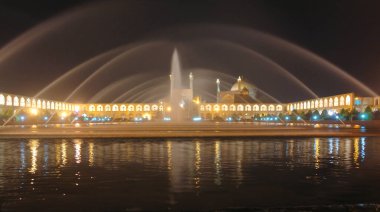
<box><xmin>169</xmin><ymin>49</ymin><xmax>193</xmax><ymax>122</ymax></box>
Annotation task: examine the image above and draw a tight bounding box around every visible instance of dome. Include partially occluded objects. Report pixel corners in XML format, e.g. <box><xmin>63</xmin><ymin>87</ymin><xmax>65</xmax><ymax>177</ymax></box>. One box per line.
<box><xmin>230</xmin><ymin>80</ymin><xmax>256</xmax><ymax>92</ymax></box>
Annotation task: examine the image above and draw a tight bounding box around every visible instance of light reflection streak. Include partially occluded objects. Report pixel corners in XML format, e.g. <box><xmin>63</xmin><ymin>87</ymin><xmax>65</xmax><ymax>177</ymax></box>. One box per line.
<box><xmin>43</xmin><ymin>144</ymin><xmax>48</xmax><ymax>169</ymax></box>
<box><xmin>236</xmin><ymin>143</ymin><xmax>243</xmax><ymax>187</ymax></box>
<box><xmin>55</xmin><ymin>143</ymin><xmax>61</xmax><ymax>166</ymax></box>
<box><xmin>89</xmin><ymin>142</ymin><xmax>94</xmax><ymax>166</ymax></box>
<box><xmin>61</xmin><ymin>141</ymin><xmax>67</xmax><ymax>166</ymax></box>
<box><xmin>335</xmin><ymin>138</ymin><xmax>340</xmax><ymax>155</ymax></box>
<box><xmin>74</xmin><ymin>139</ymin><xmax>82</xmax><ymax>164</ymax></box>
<box><xmin>314</xmin><ymin>138</ymin><xmax>320</xmax><ymax>169</ymax></box>
<box><xmin>28</xmin><ymin>139</ymin><xmax>39</xmax><ymax>174</ymax></box>
<box><xmin>360</xmin><ymin>137</ymin><xmax>366</xmax><ymax>162</ymax></box>
<box><xmin>167</xmin><ymin>141</ymin><xmax>172</xmax><ymax>171</ymax></box>
<box><xmin>353</xmin><ymin>138</ymin><xmax>359</xmax><ymax>167</ymax></box>
<box><xmin>214</xmin><ymin>141</ymin><xmax>222</xmax><ymax>185</ymax></box>
<box><xmin>194</xmin><ymin>141</ymin><xmax>201</xmax><ymax>189</ymax></box>
<box><xmin>20</xmin><ymin>142</ymin><xmax>26</xmax><ymax>170</ymax></box>
<box><xmin>328</xmin><ymin>138</ymin><xmax>333</xmax><ymax>155</ymax></box>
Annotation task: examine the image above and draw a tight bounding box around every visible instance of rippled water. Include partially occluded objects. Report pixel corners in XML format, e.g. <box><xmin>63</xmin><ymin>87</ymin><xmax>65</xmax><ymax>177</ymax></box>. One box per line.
<box><xmin>0</xmin><ymin>137</ymin><xmax>380</xmax><ymax>211</ymax></box>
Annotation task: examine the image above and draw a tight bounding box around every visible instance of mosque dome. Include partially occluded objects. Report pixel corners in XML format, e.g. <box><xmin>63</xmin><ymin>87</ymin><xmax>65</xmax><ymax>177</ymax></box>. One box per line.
<box><xmin>230</xmin><ymin>78</ymin><xmax>256</xmax><ymax>92</ymax></box>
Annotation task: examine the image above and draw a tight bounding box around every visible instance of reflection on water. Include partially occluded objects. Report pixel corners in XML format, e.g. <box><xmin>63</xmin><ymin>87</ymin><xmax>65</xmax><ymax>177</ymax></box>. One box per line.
<box><xmin>0</xmin><ymin>137</ymin><xmax>379</xmax><ymax>210</ymax></box>
<box><xmin>28</xmin><ymin>139</ymin><xmax>39</xmax><ymax>174</ymax></box>
<box><xmin>73</xmin><ymin>139</ymin><xmax>82</xmax><ymax>164</ymax></box>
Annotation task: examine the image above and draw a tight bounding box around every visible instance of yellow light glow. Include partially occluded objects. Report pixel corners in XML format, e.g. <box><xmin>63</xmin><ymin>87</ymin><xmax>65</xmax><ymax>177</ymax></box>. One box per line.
<box><xmin>74</xmin><ymin>105</ymin><xmax>80</xmax><ymax>112</ymax></box>
<box><xmin>61</xmin><ymin>112</ymin><xmax>67</xmax><ymax>118</ymax></box>
<box><xmin>143</xmin><ymin>113</ymin><xmax>151</xmax><ymax>120</ymax></box>
<box><xmin>167</xmin><ymin>106</ymin><xmax>172</xmax><ymax>112</ymax></box>
<box><xmin>30</xmin><ymin>108</ymin><xmax>38</xmax><ymax>115</ymax></box>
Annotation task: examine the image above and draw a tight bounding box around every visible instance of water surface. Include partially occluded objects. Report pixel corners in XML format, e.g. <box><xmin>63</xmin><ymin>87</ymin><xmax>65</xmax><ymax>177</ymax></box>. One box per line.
<box><xmin>0</xmin><ymin>137</ymin><xmax>379</xmax><ymax>211</ymax></box>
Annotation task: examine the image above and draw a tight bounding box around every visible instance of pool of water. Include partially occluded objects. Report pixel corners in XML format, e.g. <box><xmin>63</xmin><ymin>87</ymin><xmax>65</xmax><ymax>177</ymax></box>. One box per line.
<box><xmin>0</xmin><ymin>137</ymin><xmax>379</xmax><ymax>211</ymax></box>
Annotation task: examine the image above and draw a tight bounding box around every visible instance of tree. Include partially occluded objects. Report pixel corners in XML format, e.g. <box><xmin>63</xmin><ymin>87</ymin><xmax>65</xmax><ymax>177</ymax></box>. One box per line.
<box><xmin>311</xmin><ymin>110</ymin><xmax>320</xmax><ymax>121</ymax></box>
<box><xmin>321</xmin><ymin>109</ymin><xmax>329</xmax><ymax>120</ymax></box>
<box><xmin>304</xmin><ymin>110</ymin><xmax>312</xmax><ymax>120</ymax></box>
<box><xmin>339</xmin><ymin>108</ymin><xmax>349</xmax><ymax>121</ymax></box>
<box><xmin>349</xmin><ymin>108</ymin><xmax>359</xmax><ymax>121</ymax></box>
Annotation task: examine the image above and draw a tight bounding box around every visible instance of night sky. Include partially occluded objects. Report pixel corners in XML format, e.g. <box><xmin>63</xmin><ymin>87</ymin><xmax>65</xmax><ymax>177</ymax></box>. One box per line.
<box><xmin>0</xmin><ymin>0</ymin><xmax>379</xmax><ymax>102</ymax></box>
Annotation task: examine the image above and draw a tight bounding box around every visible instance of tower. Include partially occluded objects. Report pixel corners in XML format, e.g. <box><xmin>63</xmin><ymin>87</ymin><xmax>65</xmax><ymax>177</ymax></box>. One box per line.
<box><xmin>216</xmin><ymin>78</ymin><xmax>221</xmax><ymax>103</ymax></box>
<box><xmin>189</xmin><ymin>72</ymin><xmax>193</xmax><ymax>96</ymax></box>
<box><xmin>237</xmin><ymin>76</ymin><xmax>242</xmax><ymax>91</ymax></box>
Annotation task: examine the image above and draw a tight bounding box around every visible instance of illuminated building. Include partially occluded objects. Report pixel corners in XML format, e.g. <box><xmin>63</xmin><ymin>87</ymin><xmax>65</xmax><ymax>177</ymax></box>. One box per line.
<box><xmin>0</xmin><ymin>74</ymin><xmax>379</xmax><ymax>122</ymax></box>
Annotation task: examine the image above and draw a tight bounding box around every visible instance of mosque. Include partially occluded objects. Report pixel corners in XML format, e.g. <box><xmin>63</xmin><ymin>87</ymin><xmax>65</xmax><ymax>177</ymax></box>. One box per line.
<box><xmin>0</xmin><ymin>72</ymin><xmax>379</xmax><ymax>123</ymax></box>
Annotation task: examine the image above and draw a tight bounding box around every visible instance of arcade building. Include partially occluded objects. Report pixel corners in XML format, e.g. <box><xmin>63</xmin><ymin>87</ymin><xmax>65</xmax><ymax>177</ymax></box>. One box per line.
<box><xmin>0</xmin><ymin>73</ymin><xmax>379</xmax><ymax>123</ymax></box>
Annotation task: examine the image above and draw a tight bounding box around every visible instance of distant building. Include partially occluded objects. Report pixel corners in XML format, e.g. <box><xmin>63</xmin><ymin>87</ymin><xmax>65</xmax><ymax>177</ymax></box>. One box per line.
<box><xmin>0</xmin><ymin>73</ymin><xmax>379</xmax><ymax>122</ymax></box>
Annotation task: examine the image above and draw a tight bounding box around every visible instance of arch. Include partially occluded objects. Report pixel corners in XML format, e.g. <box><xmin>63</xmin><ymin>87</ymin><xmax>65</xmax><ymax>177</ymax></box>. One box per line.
<box><xmin>13</xmin><ymin>96</ymin><xmax>19</xmax><ymax>106</ymax></box>
<box><xmin>42</xmin><ymin>100</ymin><xmax>46</xmax><ymax>109</ymax></box>
<box><xmin>206</xmin><ymin>104</ymin><xmax>212</xmax><ymax>111</ymax></box>
<box><xmin>311</xmin><ymin>101</ymin><xmax>314</xmax><ymax>109</ymax></box>
<box><xmin>324</xmin><ymin>99</ymin><xmax>328</xmax><ymax>108</ymax></box>
<box><xmin>112</xmin><ymin>105</ymin><xmax>119</xmax><ymax>111</ymax></box>
<box><xmin>136</xmin><ymin>105</ymin><xmax>142</xmax><ymax>111</ymax></box>
<box><xmin>253</xmin><ymin>104</ymin><xmax>259</xmax><ymax>111</ymax></box>
<box><xmin>300</xmin><ymin>103</ymin><xmax>303</xmax><ymax>110</ymax></box>
<box><xmin>50</xmin><ymin>102</ymin><xmax>54</xmax><ymax>110</ymax></box>
<box><xmin>127</xmin><ymin>105</ymin><xmax>134</xmax><ymax>112</ymax></box>
<box><xmin>96</xmin><ymin>105</ymin><xmax>103</xmax><ymax>112</ymax></box>
<box><xmin>6</xmin><ymin>95</ymin><xmax>12</xmax><ymax>106</ymax></box>
<box><xmin>268</xmin><ymin>105</ymin><xmax>275</xmax><ymax>111</ymax></box>
<box><xmin>245</xmin><ymin>104</ymin><xmax>252</xmax><ymax>111</ymax></box>
<box><xmin>329</xmin><ymin>98</ymin><xmax>333</xmax><ymax>107</ymax></box>
<box><xmin>296</xmin><ymin>103</ymin><xmax>300</xmax><ymax>110</ymax></box>
<box><xmin>222</xmin><ymin>104</ymin><xmax>228</xmax><ymax>111</ymax></box>
<box><xmin>229</xmin><ymin>105</ymin><xmax>236</xmax><ymax>111</ymax></box>
<box><xmin>314</xmin><ymin>100</ymin><xmax>318</xmax><ymax>108</ymax></box>
<box><xmin>46</xmin><ymin>101</ymin><xmax>50</xmax><ymax>109</ymax></box>
<box><xmin>346</xmin><ymin>95</ymin><xmax>351</xmax><ymax>106</ymax></box>
<box><xmin>307</xmin><ymin>101</ymin><xmax>310</xmax><ymax>109</ymax></box>
<box><xmin>152</xmin><ymin>105</ymin><xmax>158</xmax><ymax>111</ymax></box>
<box><xmin>20</xmin><ymin>97</ymin><xmax>26</xmax><ymax>107</ymax></box>
<box><xmin>0</xmin><ymin>94</ymin><xmax>4</xmax><ymax>105</ymax></box>
<box><xmin>31</xmin><ymin>99</ymin><xmax>37</xmax><ymax>108</ymax></box>
<box><xmin>289</xmin><ymin>104</ymin><xmax>293</xmax><ymax>111</ymax></box>
<box><xmin>143</xmin><ymin>104</ymin><xmax>150</xmax><ymax>111</ymax></box>
<box><xmin>375</xmin><ymin>99</ymin><xmax>379</xmax><ymax>106</ymax></box>
<box><xmin>120</xmin><ymin>105</ymin><xmax>127</xmax><ymax>111</ymax></box>
<box><xmin>37</xmin><ymin>100</ymin><xmax>42</xmax><ymax>108</ymax></box>
<box><xmin>334</xmin><ymin>97</ymin><xmax>339</xmax><ymax>106</ymax></box>
<box><xmin>260</xmin><ymin>105</ymin><xmax>267</xmax><ymax>111</ymax></box>
<box><xmin>340</xmin><ymin>96</ymin><xmax>345</xmax><ymax>106</ymax></box>
<box><xmin>276</xmin><ymin>105</ymin><xmax>283</xmax><ymax>111</ymax></box>
<box><xmin>89</xmin><ymin>105</ymin><xmax>95</xmax><ymax>112</ymax></box>
<box><xmin>200</xmin><ymin>105</ymin><xmax>205</xmax><ymax>111</ymax></box>
<box><xmin>105</xmin><ymin>105</ymin><xmax>111</xmax><ymax>112</ymax></box>
<box><xmin>237</xmin><ymin>104</ymin><xmax>244</xmax><ymax>111</ymax></box>
<box><xmin>213</xmin><ymin>104</ymin><xmax>220</xmax><ymax>111</ymax></box>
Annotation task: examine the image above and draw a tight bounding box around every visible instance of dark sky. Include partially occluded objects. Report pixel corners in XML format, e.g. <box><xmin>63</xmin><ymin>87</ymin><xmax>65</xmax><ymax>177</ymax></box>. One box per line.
<box><xmin>0</xmin><ymin>0</ymin><xmax>379</xmax><ymax>102</ymax></box>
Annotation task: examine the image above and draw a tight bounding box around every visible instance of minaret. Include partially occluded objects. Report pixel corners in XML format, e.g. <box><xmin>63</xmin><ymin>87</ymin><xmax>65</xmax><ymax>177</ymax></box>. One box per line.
<box><xmin>237</xmin><ymin>76</ymin><xmax>242</xmax><ymax>91</ymax></box>
<box><xmin>216</xmin><ymin>78</ymin><xmax>221</xmax><ymax>103</ymax></box>
<box><xmin>169</xmin><ymin>74</ymin><xmax>173</xmax><ymax>98</ymax></box>
<box><xmin>189</xmin><ymin>72</ymin><xmax>193</xmax><ymax>90</ymax></box>
<box><xmin>189</xmin><ymin>72</ymin><xmax>194</xmax><ymax>99</ymax></box>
